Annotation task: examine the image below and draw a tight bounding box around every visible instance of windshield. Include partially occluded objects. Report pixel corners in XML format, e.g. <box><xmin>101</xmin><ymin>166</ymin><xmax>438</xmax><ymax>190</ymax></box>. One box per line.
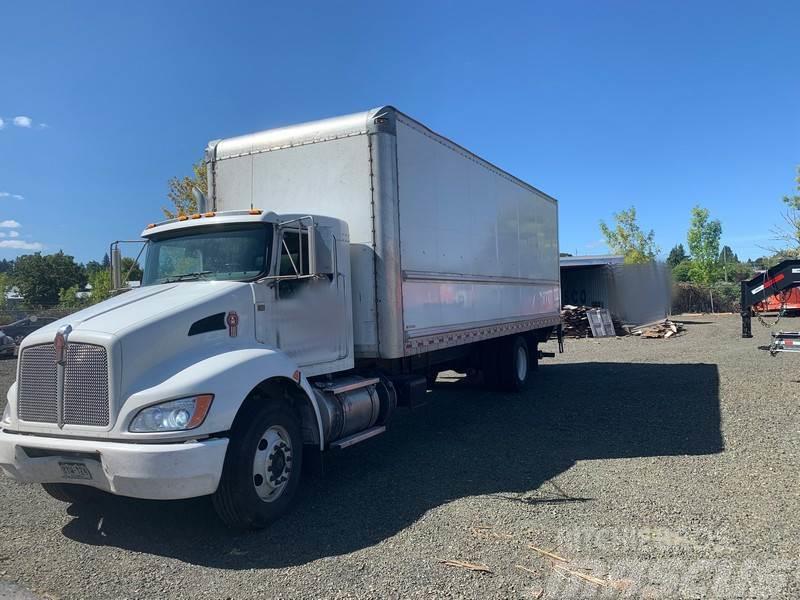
<box><xmin>142</xmin><ymin>224</ymin><xmax>273</xmax><ymax>286</ymax></box>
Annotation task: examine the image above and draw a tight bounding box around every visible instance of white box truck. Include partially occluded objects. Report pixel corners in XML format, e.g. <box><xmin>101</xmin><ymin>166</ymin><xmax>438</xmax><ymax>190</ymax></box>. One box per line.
<box><xmin>0</xmin><ymin>107</ymin><xmax>561</xmax><ymax>529</ymax></box>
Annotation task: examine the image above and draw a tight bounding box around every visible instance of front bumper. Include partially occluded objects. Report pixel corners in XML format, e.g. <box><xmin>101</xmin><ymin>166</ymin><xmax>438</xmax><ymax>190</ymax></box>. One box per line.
<box><xmin>0</xmin><ymin>430</ymin><xmax>228</xmax><ymax>500</ymax></box>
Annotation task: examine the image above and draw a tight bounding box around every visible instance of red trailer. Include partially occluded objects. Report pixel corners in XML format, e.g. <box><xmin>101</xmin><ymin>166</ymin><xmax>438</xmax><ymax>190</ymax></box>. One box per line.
<box><xmin>753</xmin><ymin>287</ymin><xmax>800</xmax><ymax>313</ymax></box>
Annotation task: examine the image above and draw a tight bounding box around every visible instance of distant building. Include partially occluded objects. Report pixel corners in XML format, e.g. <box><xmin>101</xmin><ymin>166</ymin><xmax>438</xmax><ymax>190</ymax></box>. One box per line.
<box><xmin>560</xmin><ymin>255</ymin><xmax>671</xmax><ymax>326</ymax></box>
<box><xmin>4</xmin><ymin>286</ymin><xmax>23</xmax><ymax>302</ymax></box>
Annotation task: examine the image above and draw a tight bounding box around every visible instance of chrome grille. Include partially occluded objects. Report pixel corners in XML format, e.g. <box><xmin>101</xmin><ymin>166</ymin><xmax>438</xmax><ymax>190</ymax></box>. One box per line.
<box><xmin>17</xmin><ymin>344</ymin><xmax>58</xmax><ymax>423</ymax></box>
<box><xmin>64</xmin><ymin>344</ymin><xmax>109</xmax><ymax>426</ymax></box>
<box><xmin>17</xmin><ymin>342</ymin><xmax>110</xmax><ymax>427</ymax></box>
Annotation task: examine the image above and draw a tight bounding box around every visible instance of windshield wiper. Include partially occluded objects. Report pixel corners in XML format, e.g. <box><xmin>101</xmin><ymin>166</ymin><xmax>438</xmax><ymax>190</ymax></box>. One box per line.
<box><xmin>160</xmin><ymin>271</ymin><xmax>213</xmax><ymax>283</ymax></box>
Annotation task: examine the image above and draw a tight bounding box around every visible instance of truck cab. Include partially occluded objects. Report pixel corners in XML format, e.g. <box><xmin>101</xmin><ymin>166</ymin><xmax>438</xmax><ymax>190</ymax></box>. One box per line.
<box><xmin>0</xmin><ymin>209</ymin><xmax>381</xmax><ymax>528</ymax></box>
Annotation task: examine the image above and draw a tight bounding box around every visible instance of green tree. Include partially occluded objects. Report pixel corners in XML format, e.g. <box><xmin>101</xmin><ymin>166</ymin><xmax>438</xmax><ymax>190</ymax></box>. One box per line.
<box><xmin>719</xmin><ymin>245</ymin><xmax>738</xmax><ymax>264</ymax></box>
<box><xmin>88</xmin><ymin>269</ymin><xmax>112</xmax><ymax>303</ymax></box>
<box><xmin>12</xmin><ymin>252</ymin><xmax>85</xmax><ymax>306</ymax></box>
<box><xmin>0</xmin><ymin>272</ymin><xmax>9</xmax><ymax>309</ymax></box>
<box><xmin>121</xmin><ymin>257</ymin><xmax>143</xmax><ymax>283</ymax></box>
<box><xmin>667</xmin><ymin>243</ymin><xmax>689</xmax><ymax>268</ymax></box>
<box><xmin>718</xmin><ymin>245</ymin><xmax>741</xmax><ymax>282</ymax></box>
<box><xmin>85</xmin><ymin>260</ymin><xmax>104</xmax><ymax>277</ymax></box>
<box><xmin>0</xmin><ymin>259</ymin><xmax>13</xmax><ymax>274</ymax></box>
<box><xmin>728</xmin><ymin>262</ymin><xmax>755</xmax><ymax>282</ymax></box>
<box><xmin>58</xmin><ymin>284</ymin><xmax>87</xmax><ymax>309</ymax></box>
<box><xmin>687</xmin><ymin>206</ymin><xmax>722</xmax><ymax>285</ymax></box>
<box><xmin>672</xmin><ymin>260</ymin><xmax>693</xmax><ymax>282</ymax></box>
<box><xmin>599</xmin><ymin>207</ymin><xmax>659</xmax><ymax>264</ymax></box>
<box><xmin>163</xmin><ymin>158</ymin><xmax>207</xmax><ymax>219</ymax></box>
<box><xmin>772</xmin><ymin>166</ymin><xmax>800</xmax><ymax>256</ymax></box>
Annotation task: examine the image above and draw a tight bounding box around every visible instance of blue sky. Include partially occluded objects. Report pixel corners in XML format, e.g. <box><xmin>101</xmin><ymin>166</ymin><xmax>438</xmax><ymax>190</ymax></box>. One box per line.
<box><xmin>1</xmin><ymin>1</ymin><xmax>798</xmax><ymax>263</ymax></box>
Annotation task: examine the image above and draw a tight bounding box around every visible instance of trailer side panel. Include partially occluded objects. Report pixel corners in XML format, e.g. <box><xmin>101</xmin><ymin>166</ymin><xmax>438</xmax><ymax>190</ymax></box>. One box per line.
<box><xmin>394</xmin><ymin>114</ymin><xmax>560</xmax><ymax>356</ymax></box>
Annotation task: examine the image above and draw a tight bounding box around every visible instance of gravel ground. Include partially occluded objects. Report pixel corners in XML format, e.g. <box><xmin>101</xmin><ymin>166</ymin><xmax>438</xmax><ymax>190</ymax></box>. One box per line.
<box><xmin>0</xmin><ymin>314</ymin><xmax>797</xmax><ymax>599</ymax></box>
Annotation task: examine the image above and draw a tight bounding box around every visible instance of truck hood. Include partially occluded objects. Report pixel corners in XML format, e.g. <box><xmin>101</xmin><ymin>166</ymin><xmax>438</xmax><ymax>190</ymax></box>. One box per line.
<box><xmin>15</xmin><ymin>281</ymin><xmax>258</xmax><ymax>434</ymax></box>
<box><xmin>24</xmin><ymin>281</ymin><xmax>251</xmax><ymax>341</ymax></box>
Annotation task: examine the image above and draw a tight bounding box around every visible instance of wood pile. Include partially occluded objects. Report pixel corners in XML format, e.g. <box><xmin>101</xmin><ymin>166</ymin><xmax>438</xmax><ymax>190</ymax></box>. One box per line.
<box><xmin>631</xmin><ymin>319</ymin><xmax>684</xmax><ymax>339</ymax></box>
<box><xmin>561</xmin><ymin>305</ymin><xmax>625</xmax><ymax>338</ymax></box>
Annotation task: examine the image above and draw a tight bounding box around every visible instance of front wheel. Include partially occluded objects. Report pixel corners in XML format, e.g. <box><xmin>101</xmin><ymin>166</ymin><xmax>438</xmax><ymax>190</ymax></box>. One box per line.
<box><xmin>212</xmin><ymin>401</ymin><xmax>304</xmax><ymax>530</ymax></box>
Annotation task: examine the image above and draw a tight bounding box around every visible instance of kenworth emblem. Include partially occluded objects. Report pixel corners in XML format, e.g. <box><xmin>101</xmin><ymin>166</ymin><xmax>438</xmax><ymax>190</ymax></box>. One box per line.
<box><xmin>54</xmin><ymin>324</ymin><xmax>72</xmax><ymax>365</ymax></box>
<box><xmin>226</xmin><ymin>311</ymin><xmax>239</xmax><ymax>337</ymax></box>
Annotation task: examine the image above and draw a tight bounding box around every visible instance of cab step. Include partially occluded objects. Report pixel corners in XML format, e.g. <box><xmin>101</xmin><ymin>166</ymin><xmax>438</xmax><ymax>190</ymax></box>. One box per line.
<box><xmin>329</xmin><ymin>425</ymin><xmax>386</xmax><ymax>450</ymax></box>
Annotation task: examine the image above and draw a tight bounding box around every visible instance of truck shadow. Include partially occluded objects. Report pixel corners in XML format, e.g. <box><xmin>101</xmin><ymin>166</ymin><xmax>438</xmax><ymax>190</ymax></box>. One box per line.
<box><xmin>60</xmin><ymin>361</ymin><xmax>722</xmax><ymax>568</ymax></box>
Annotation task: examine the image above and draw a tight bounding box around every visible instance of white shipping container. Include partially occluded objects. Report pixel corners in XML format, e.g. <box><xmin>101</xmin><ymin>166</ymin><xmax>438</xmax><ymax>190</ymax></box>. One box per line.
<box><xmin>208</xmin><ymin>106</ymin><xmax>560</xmax><ymax>360</ymax></box>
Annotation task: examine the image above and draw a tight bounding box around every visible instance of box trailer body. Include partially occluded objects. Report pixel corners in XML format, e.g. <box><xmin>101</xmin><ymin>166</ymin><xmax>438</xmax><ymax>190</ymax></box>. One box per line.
<box><xmin>1</xmin><ymin>106</ymin><xmax>561</xmax><ymax>529</ymax></box>
<box><xmin>208</xmin><ymin>106</ymin><xmax>561</xmax><ymax>361</ymax></box>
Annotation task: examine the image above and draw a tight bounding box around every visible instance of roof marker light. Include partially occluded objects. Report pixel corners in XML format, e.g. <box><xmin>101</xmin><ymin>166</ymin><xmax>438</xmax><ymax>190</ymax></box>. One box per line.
<box><xmin>190</xmin><ymin>213</ymin><xmax>202</xmax><ymax>219</ymax></box>
<box><xmin>249</xmin><ymin>209</ymin><xmax>263</xmax><ymax>215</ymax></box>
<box><xmin>178</xmin><ymin>215</ymin><xmax>189</xmax><ymax>221</ymax></box>
<box><xmin>146</xmin><ymin>223</ymin><xmax>156</xmax><ymax>229</ymax></box>
<box><xmin>204</xmin><ymin>211</ymin><xmax>216</xmax><ymax>217</ymax></box>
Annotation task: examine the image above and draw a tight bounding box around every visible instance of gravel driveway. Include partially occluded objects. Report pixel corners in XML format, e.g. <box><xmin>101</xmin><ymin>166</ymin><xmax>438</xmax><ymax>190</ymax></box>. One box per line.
<box><xmin>0</xmin><ymin>314</ymin><xmax>797</xmax><ymax>599</ymax></box>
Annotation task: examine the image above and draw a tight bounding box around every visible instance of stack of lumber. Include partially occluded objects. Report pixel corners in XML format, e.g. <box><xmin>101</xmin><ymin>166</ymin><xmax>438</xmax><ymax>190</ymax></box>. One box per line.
<box><xmin>561</xmin><ymin>305</ymin><xmax>625</xmax><ymax>338</ymax></box>
<box><xmin>561</xmin><ymin>305</ymin><xmax>592</xmax><ymax>338</ymax></box>
<box><xmin>631</xmin><ymin>319</ymin><xmax>684</xmax><ymax>339</ymax></box>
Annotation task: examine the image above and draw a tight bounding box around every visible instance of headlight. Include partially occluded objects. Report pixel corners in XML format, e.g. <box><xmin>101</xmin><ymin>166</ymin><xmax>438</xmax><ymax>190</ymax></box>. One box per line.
<box><xmin>129</xmin><ymin>395</ymin><xmax>213</xmax><ymax>433</ymax></box>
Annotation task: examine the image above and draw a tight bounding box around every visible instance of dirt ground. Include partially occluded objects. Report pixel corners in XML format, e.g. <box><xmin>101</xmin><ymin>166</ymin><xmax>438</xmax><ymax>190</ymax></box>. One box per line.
<box><xmin>0</xmin><ymin>313</ymin><xmax>797</xmax><ymax>599</ymax></box>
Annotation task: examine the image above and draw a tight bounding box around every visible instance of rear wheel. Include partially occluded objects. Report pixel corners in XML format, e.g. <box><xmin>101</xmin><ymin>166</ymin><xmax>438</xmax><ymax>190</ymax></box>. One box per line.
<box><xmin>212</xmin><ymin>401</ymin><xmax>304</xmax><ymax>530</ymax></box>
<box><xmin>41</xmin><ymin>483</ymin><xmax>105</xmax><ymax>504</ymax></box>
<box><xmin>484</xmin><ymin>335</ymin><xmax>531</xmax><ymax>392</ymax></box>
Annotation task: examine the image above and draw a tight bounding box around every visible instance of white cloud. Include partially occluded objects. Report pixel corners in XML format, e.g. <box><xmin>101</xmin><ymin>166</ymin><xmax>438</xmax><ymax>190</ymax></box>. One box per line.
<box><xmin>0</xmin><ymin>240</ymin><xmax>44</xmax><ymax>250</ymax></box>
<box><xmin>39</xmin><ymin>123</ymin><xmax>48</xmax><ymax>129</ymax></box>
<box><xmin>0</xmin><ymin>118</ymin><xmax>4</xmax><ymax>129</ymax></box>
<box><xmin>13</xmin><ymin>116</ymin><xmax>33</xmax><ymax>128</ymax></box>
<box><xmin>0</xmin><ymin>220</ymin><xmax>21</xmax><ymax>228</ymax></box>
<box><xmin>8</xmin><ymin>231</ymin><xmax>19</xmax><ymax>238</ymax></box>
<box><xmin>0</xmin><ymin>192</ymin><xmax>24</xmax><ymax>200</ymax></box>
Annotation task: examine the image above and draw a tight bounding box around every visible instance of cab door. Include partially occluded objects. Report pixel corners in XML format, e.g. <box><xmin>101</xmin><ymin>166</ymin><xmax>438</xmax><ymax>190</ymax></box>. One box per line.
<box><xmin>272</xmin><ymin>223</ymin><xmax>347</xmax><ymax>367</ymax></box>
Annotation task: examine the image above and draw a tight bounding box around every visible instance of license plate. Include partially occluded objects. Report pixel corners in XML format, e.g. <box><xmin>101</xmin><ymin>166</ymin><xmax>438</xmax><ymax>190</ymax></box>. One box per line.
<box><xmin>58</xmin><ymin>461</ymin><xmax>92</xmax><ymax>480</ymax></box>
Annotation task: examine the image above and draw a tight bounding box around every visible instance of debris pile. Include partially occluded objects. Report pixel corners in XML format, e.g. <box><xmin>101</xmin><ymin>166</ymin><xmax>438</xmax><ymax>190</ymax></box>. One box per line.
<box><xmin>631</xmin><ymin>319</ymin><xmax>684</xmax><ymax>339</ymax></box>
<box><xmin>561</xmin><ymin>305</ymin><xmax>625</xmax><ymax>338</ymax></box>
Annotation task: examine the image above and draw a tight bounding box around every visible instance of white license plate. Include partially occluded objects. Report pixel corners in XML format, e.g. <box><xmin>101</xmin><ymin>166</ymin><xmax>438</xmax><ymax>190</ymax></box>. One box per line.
<box><xmin>59</xmin><ymin>461</ymin><xmax>92</xmax><ymax>480</ymax></box>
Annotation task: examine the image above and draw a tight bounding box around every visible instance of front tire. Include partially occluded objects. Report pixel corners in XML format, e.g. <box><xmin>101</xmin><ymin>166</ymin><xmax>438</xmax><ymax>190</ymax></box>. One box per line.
<box><xmin>212</xmin><ymin>401</ymin><xmax>304</xmax><ymax>530</ymax></box>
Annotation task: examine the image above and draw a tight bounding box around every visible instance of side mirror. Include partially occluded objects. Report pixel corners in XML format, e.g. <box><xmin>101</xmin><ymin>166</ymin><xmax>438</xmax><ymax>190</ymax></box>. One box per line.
<box><xmin>270</xmin><ymin>218</ymin><xmax>321</xmax><ymax>281</ymax></box>
<box><xmin>306</xmin><ymin>222</ymin><xmax>317</xmax><ymax>276</ymax></box>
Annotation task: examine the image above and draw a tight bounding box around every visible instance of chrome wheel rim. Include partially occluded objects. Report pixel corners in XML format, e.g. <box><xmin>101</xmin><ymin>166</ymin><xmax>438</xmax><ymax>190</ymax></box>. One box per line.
<box><xmin>516</xmin><ymin>345</ymin><xmax>528</xmax><ymax>381</ymax></box>
<box><xmin>252</xmin><ymin>425</ymin><xmax>293</xmax><ymax>503</ymax></box>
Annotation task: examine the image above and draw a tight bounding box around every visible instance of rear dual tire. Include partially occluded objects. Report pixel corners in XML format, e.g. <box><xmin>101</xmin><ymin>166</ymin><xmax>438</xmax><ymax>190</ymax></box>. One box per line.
<box><xmin>483</xmin><ymin>335</ymin><xmax>535</xmax><ymax>392</ymax></box>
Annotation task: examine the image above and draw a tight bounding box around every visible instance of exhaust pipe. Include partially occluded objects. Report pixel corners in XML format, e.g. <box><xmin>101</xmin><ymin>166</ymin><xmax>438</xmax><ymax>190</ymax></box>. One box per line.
<box><xmin>111</xmin><ymin>245</ymin><xmax>123</xmax><ymax>290</ymax></box>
